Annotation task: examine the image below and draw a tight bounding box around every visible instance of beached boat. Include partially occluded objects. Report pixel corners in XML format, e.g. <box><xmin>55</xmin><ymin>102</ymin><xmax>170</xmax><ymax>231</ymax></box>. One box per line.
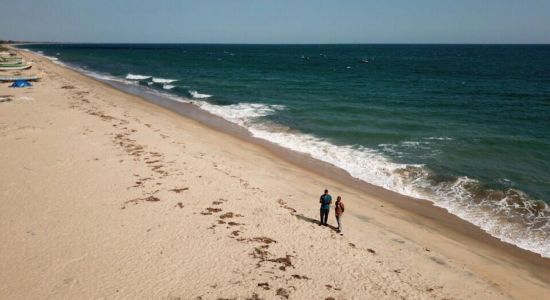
<box><xmin>0</xmin><ymin>57</ymin><xmax>23</xmax><ymax>64</ymax></box>
<box><xmin>0</xmin><ymin>61</ymin><xmax>26</xmax><ymax>67</ymax></box>
<box><xmin>0</xmin><ymin>64</ymin><xmax>32</xmax><ymax>71</ymax></box>
<box><xmin>0</xmin><ymin>56</ymin><xmax>22</xmax><ymax>61</ymax></box>
<box><xmin>0</xmin><ymin>60</ymin><xmax>23</xmax><ymax>65</ymax></box>
<box><xmin>0</xmin><ymin>51</ymin><xmax>17</xmax><ymax>57</ymax></box>
<box><xmin>0</xmin><ymin>75</ymin><xmax>40</xmax><ymax>82</ymax></box>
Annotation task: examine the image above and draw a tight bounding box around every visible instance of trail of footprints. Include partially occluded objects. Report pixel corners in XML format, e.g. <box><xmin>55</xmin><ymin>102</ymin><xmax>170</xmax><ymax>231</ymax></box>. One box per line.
<box><xmin>198</xmin><ymin>197</ymin><xmax>319</xmax><ymax>300</ymax></box>
<box><xmin>62</xmin><ymin>84</ymin><xmax>350</xmax><ymax>298</ymax></box>
<box><xmin>58</xmin><ymin>82</ymin><xmax>449</xmax><ymax>299</ymax></box>
<box><xmin>61</xmin><ymin>82</ymin><xmax>181</xmax><ymax>206</ymax></box>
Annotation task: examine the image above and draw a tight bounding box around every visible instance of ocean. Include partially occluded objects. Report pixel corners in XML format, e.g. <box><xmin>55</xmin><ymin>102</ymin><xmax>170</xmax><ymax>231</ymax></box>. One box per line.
<box><xmin>22</xmin><ymin>44</ymin><xmax>550</xmax><ymax>257</ymax></box>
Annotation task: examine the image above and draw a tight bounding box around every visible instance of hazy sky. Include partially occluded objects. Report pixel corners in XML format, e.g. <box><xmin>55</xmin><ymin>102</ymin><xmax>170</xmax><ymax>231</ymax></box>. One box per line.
<box><xmin>1</xmin><ymin>0</ymin><xmax>549</xmax><ymax>44</ymax></box>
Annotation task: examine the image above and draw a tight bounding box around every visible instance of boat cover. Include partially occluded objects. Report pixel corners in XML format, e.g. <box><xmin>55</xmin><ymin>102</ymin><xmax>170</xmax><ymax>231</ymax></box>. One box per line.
<box><xmin>10</xmin><ymin>80</ymin><xmax>32</xmax><ymax>88</ymax></box>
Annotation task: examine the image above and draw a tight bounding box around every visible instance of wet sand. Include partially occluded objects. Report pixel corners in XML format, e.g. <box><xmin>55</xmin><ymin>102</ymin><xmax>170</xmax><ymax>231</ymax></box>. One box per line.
<box><xmin>0</xmin><ymin>46</ymin><xmax>548</xmax><ymax>299</ymax></box>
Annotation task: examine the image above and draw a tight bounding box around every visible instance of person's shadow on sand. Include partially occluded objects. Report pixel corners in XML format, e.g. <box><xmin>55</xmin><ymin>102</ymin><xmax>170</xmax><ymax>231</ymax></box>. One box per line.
<box><xmin>295</xmin><ymin>213</ymin><xmax>339</xmax><ymax>232</ymax></box>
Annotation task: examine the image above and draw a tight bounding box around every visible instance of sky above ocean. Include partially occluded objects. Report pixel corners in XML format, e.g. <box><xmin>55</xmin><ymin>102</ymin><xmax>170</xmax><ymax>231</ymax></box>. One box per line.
<box><xmin>1</xmin><ymin>0</ymin><xmax>550</xmax><ymax>44</ymax></box>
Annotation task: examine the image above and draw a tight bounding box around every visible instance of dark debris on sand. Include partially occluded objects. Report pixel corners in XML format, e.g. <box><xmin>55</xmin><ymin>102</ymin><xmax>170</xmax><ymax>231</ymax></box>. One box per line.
<box><xmin>276</xmin><ymin>288</ymin><xmax>289</xmax><ymax>299</ymax></box>
<box><xmin>121</xmin><ymin>196</ymin><xmax>160</xmax><ymax>209</ymax></box>
<box><xmin>219</xmin><ymin>212</ymin><xmax>234</xmax><ymax>219</ymax></box>
<box><xmin>169</xmin><ymin>187</ymin><xmax>189</xmax><ymax>193</ymax></box>
<box><xmin>257</xmin><ymin>282</ymin><xmax>270</xmax><ymax>290</ymax></box>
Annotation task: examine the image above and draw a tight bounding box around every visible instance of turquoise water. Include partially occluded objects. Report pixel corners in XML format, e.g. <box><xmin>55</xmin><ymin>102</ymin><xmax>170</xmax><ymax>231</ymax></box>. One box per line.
<box><xmin>23</xmin><ymin>44</ymin><xmax>550</xmax><ymax>256</ymax></box>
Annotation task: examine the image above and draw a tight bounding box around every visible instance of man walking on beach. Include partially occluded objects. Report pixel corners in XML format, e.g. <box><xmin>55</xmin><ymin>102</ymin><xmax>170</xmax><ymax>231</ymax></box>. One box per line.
<box><xmin>319</xmin><ymin>189</ymin><xmax>332</xmax><ymax>226</ymax></box>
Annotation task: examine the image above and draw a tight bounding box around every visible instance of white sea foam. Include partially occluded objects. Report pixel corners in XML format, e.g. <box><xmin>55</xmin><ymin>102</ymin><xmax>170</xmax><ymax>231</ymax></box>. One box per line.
<box><xmin>152</xmin><ymin>77</ymin><xmax>177</xmax><ymax>84</ymax></box>
<box><xmin>44</xmin><ymin>55</ymin><xmax>59</xmax><ymax>61</ymax></box>
<box><xmin>249</xmin><ymin>128</ymin><xmax>550</xmax><ymax>257</ymax></box>
<box><xmin>26</xmin><ymin>49</ymin><xmax>64</xmax><ymax>66</ymax></box>
<box><xmin>161</xmin><ymin>93</ymin><xmax>191</xmax><ymax>104</ymax></box>
<box><xmin>92</xmin><ymin>72</ymin><xmax>135</xmax><ymax>84</ymax></box>
<box><xmin>194</xmin><ymin>101</ymin><xmax>418</xmax><ymax>194</ymax></box>
<box><xmin>401</xmin><ymin>141</ymin><xmax>422</xmax><ymax>147</ymax></box>
<box><xmin>163</xmin><ymin>84</ymin><xmax>176</xmax><ymax>90</ymax></box>
<box><xmin>68</xmin><ymin>65</ymin><xmax>137</xmax><ymax>85</ymax></box>
<box><xmin>196</xmin><ymin>102</ymin><xmax>284</xmax><ymax>127</ymax></box>
<box><xmin>145</xmin><ymin>88</ymin><xmax>191</xmax><ymax>104</ymax></box>
<box><xmin>189</xmin><ymin>90</ymin><xmax>212</xmax><ymax>99</ymax></box>
<box><xmin>126</xmin><ymin>73</ymin><xmax>151</xmax><ymax>80</ymax></box>
<box><xmin>378</xmin><ymin>143</ymin><xmax>405</xmax><ymax>157</ymax></box>
<box><xmin>252</xmin><ymin>129</ymin><xmax>428</xmax><ymax>200</ymax></box>
<box><xmin>425</xmin><ymin>136</ymin><xmax>454</xmax><ymax>141</ymax></box>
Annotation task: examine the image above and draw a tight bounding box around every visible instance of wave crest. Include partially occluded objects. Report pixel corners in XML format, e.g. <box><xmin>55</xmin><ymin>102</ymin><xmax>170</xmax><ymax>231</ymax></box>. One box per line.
<box><xmin>152</xmin><ymin>77</ymin><xmax>177</xmax><ymax>84</ymax></box>
<box><xmin>189</xmin><ymin>90</ymin><xmax>212</xmax><ymax>99</ymax></box>
<box><xmin>126</xmin><ymin>74</ymin><xmax>151</xmax><ymax>80</ymax></box>
<box><xmin>196</xmin><ymin>102</ymin><xmax>285</xmax><ymax>126</ymax></box>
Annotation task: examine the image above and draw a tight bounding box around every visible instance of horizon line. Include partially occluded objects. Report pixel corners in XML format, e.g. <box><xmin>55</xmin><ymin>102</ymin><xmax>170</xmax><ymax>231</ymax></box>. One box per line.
<box><xmin>6</xmin><ymin>41</ymin><xmax>550</xmax><ymax>46</ymax></box>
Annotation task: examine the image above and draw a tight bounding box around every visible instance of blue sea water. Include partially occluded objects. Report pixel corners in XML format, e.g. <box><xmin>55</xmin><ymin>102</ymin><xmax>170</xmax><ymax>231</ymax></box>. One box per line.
<box><xmin>22</xmin><ymin>44</ymin><xmax>550</xmax><ymax>256</ymax></box>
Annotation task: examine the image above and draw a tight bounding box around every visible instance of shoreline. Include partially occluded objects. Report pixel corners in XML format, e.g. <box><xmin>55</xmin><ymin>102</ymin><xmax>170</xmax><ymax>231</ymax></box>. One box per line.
<box><xmin>2</xmin><ymin>46</ymin><xmax>549</xmax><ymax>299</ymax></box>
<box><xmin>21</xmin><ymin>44</ymin><xmax>550</xmax><ymax>274</ymax></box>
<box><xmin>25</xmin><ymin>46</ymin><xmax>550</xmax><ymax>263</ymax></box>
<box><xmin>112</xmin><ymin>71</ymin><xmax>550</xmax><ymax>267</ymax></box>
<box><xmin>17</xmin><ymin>44</ymin><xmax>550</xmax><ymax>260</ymax></box>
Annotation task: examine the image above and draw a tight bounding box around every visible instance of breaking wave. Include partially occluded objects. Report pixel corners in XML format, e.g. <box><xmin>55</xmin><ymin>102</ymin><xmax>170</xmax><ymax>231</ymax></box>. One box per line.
<box><xmin>126</xmin><ymin>73</ymin><xmax>151</xmax><ymax>80</ymax></box>
<box><xmin>189</xmin><ymin>90</ymin><xmax>212</xmax><ymax>98</ymax></box>
<box><xmin>152</xmin><ymin>77</ymin><xmax>177</xmax><ymax>84</ymax></box>
<box><xmin>196</xmin><ymin>102</ymin><xmax>284</xmax><ymax>126</ymax></box>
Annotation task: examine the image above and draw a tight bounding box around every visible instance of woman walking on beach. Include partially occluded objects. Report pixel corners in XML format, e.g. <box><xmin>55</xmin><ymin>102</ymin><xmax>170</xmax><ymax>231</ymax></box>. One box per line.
<box><xmin>335</xmin><ymin>196</ymin><xmax>345</xmax><ymax>233</ymax></box>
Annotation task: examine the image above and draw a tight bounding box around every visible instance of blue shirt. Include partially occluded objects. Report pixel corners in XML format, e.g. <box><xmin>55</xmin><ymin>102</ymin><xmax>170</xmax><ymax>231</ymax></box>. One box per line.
<box><xmin>320</xmin><ymin>194</ymin><xmax>332</xmax><ymax>210</ymax></box>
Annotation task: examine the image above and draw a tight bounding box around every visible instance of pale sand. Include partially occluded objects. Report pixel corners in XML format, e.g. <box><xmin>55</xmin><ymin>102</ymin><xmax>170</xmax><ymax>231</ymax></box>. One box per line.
<box><xmin>0</xmin><ymin>48</ymin><xmax>549</xmax><ymax>299</ymax></box>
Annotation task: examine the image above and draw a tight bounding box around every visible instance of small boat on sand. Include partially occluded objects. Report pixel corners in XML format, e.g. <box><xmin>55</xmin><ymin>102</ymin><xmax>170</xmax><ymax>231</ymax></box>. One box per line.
<box><xmin>0</xmin><ymin>57</ymin><xmax>23</xmax><ymax>62</ymax></box>
<box><xmin>0</xmin><ymin>64</ymin><xmax>32</xmax><ymax>71</ymax></box>
<box><xmin>0</xmin><ymin>51</ymin><xmax>17</xmax><ymax>57</ymax></box>
<box><xmin>0</xmin><ymin>75</ymin><xmax>41</xmax><ymax>82</ymax></box>
<box><xmin>0</xmin><ymin>61</ymin><xmax>26</xmax><ymax>67</ymax></box>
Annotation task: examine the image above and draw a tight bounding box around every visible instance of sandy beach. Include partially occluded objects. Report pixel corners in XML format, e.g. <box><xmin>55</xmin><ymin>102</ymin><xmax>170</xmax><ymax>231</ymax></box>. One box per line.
<box><xmin>1</xmin><ymin>47</ymin><xmax>549</xmax><ymax>299</ymax></box>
